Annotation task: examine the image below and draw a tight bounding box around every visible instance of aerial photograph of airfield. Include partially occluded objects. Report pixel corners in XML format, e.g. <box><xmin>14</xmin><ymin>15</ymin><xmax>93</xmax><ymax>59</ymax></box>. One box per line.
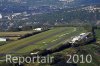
<box><xmin>0</xmin><ymin>0</ymin><xmax>100</xmax><ymax>66</ymax></box>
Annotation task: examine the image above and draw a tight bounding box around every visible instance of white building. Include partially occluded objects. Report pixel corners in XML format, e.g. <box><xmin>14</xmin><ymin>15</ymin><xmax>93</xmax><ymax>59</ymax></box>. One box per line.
<box><xmin>70</xmin><ymin>33</ymin><xmax>86</xmax><ymax>43</ymax></box>
<box><xmin>0</xmin><ymin>38</ymin><xmax>7</xmax><ymax>41</ymax></box>
<box><xmin>0</xmin><ymin>14</ymin><xmax>2</xmax><ymax>19</ymax></box>
<box><xmin>34</xmin><ymin>28</ymin><xmax>42</xmax><ymax>31</ymax></box>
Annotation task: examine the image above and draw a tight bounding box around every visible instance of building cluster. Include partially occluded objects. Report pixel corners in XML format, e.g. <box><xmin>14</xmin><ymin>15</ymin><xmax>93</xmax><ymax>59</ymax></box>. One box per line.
<box><xmin>69</xmin><ymin>32</ymin><xmax>93</xmax><ymax>44</ymax></box>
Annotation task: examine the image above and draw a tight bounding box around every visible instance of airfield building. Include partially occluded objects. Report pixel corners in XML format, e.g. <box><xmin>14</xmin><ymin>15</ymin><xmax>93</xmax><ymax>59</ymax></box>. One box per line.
<box><xmin>34</xmin><ymin>28</ymin><xmax>42</xmax><ymax>31</ymax></box>
<box><xmin>69</xmin><ymin>32</ymin><xmax>94</xmax><ymax>46</ymax></box>
<box><xmin>0</xmin><ymin>38</ymin><xmax>7</xmax><ymax>41</ymax></box>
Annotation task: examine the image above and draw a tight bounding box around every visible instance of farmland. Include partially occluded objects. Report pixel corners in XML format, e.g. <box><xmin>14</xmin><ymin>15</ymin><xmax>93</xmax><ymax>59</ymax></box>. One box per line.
<box><xmin>0</xmin><ymin>30</ymin><xmax>38</xmax><ymax>41</ymax></box>
<box><xmin>0</xmin><ymin>30</ymin><xmax>37</xmax><ymax>36</ymax></box>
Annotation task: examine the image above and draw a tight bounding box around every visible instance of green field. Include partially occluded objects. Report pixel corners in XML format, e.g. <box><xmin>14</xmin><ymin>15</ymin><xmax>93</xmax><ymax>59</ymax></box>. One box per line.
<box><xmin>0</xmin><ymin>27</ymin><xmax>99</xmax><ymax>66</ymax></box>
<box><xmin>0</xmin><ymin>42</ymin><xmax>9</xmax><ymax>46</ymax></box>
<box><xmin>50</xmin><ymin>29</ymin><xmax>100</xmax><ymax>66</ymax></box>
<box><xmin>0</xmin><ymin>27</ymin><xmax>85</xmax><ymax>54</ymax></box>
<box><xmin>0</xmin><ymin>30</ymin><xmax>38</xmax><ymax>41</ymax></box>
<box><xmin>0</xmin><ymin>30</ymin><xmax>36</xmax><ymax>37</ymax></box>
<box><xmin>96</xmin><ymin>29</ymin><xmax>100</xmax><ymax>40</ymax></box>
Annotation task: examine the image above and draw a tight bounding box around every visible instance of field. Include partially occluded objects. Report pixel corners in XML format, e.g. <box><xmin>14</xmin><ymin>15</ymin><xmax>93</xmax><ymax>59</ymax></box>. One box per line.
<box><xmin>49</xmin><ymin>29</ymin><xmax>100</xmax><ymax>66</ymax></box>
<box><xmin>0</xmin><ymin>30</ymin><xmax>38</xmax><ymax>41</ymax></box>
<box><xmin>0</xmin><ymin>42</ymin><xmax>9</xmax><ymax>46</ymax></box>
<box><xmin>0</xmin><ymin>27</ymin><xmax>85</xmax><ymax>56</ymax></box>
<box><xmin>0</xmin><ymin>27</ymin><xmax>100</xmax><ymax>66</ymax></box>
<box><xmin>0</xmin><ymin>31</ymin><xmax>36</xmax><ymax>37</ymax></box>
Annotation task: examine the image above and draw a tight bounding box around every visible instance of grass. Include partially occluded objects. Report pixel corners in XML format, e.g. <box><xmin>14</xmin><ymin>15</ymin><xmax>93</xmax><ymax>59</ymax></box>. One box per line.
<box><xmin>95</xmin><ymin>29</ymin><xmax>100</xmax><ymax>40</ymax></box>
<box><xmin>0</xmin><ymin>27</ymin><xmax>90</xmax><ymax>66</ymax></box>
<box><xmin>77</xmin><ymin>44</ymin><xmax>100</xmax><ymax>66</ymax></box>
<box><xmin>41</xmin><ymin>28</ymin><xmax>99</xmax><ymax>66</ymax></box>
<box><xmin>0</xmin><ymin>30</ymin><xmax>38</xmax><ymax>41</ymax></box>
<box><xmin>77</xmin><ymin>29</ymin><xmax>100</xmax><ymax>66</ymax></box>
<box><xmin>0</xmin><ymin>42</ymin><xmax>9</xmax><ymax>46</ymax></box>
<box><xmin>50</xmin><ymin>27</ymin><xmax>86</xmax><ymax>49</ymax></box>
<box><xmin>16</xmin><ymin>27</ymin><xmax>75</xmax><ymax>53</ymax></box>
<box><xmin>8</xmin><ymin>37</ymin><xmax>21</xmax><ymax>40</ymax></box>
<box><xmin>16</xmin><ymin>27</ymin><xmax>85</xmax><ymax>53</ymax></box>
<box><xmin>0</xmin><ymin>27</ymin><xmax>69</xmax><ymax>53</ymax></box>
<box><xmin>17</xmin><ymin>26</ymin><xmax>86</xmax><ymax>66</ymax></box>
<box><xmin>0</xmin><ymin>30</ymin><xmax>36</xmax><ymax>37</ymax></box>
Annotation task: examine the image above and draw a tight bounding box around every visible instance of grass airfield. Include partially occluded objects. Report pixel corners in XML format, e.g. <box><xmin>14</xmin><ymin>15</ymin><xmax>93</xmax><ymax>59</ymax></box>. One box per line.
<box><xmin>1</xmin><ymin>27</ymin><xmax>99</xmax><ymax>66</ymax></box>
<box><xmin>0</xmin><ymin>27</ymin><xmax>85</xmax><ymax>54</ymax></box>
